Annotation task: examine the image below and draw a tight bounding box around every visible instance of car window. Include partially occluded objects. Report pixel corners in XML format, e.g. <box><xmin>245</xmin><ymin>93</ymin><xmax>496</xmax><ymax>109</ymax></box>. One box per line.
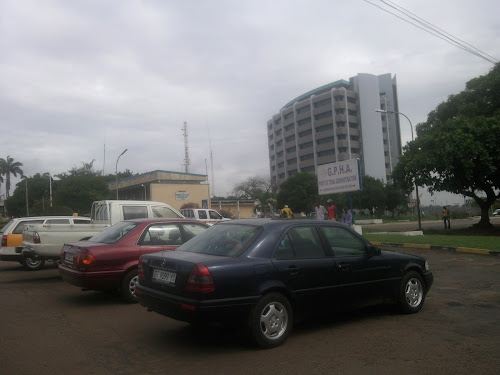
<box><xmin>1</xmin><ymin>221</ymin><xmax>14</xmax><ymax>234</ymax></box>
<box><xmin>275</xmin><ymin>226</ymin><xmax>325</xmax><ymax>259</ymax></box>
<box><xmin>123</xmin><ymin>206</ymin><xmax>149</xmax><ymax>220</ymax></box>
<box><xmin>45</xmin><ymin>219</ymin><xmax>71</xmax><ymax>224</ymax></box>
<box><xmin>178</xmin><ymin>224</ymin><xmax>261</xmax><ymax>256</ymax></box>
<box><xmin>181</xmin><ymin>223</ymin><xmax>208</xmax><ymax>241</ymax></box>
<box><xmin>73</xmin><ymin>219</ymin><xmax>90</xmax><ymax>224</ymax></box>
<box><xmin>209</xmin><ymin>210</ymin><xmax>222</xmax><ymax>220</ymax></box>
<box><xmin>152</xmin><ymin>205</ymin><xmax>183</xmax><ymax>218</ymax></box>
<box><xmin>88</xmin><ymin>221</ymin><xmax>138</xmax><ymax>244</ymax></box>
<box><xmin>13</xmin><ymin>220</ymin><xmax>44</xmax><ymax>234</ymax></box>
<box><xmin>140</xmin><ymin>224</ymin><xmax>182</xmax><ymax>246</ymax></box>
<box><xmin>319</xmin><ymin>226</ymin><xmax>367</xmax><ymax>256</ymax></box>
<box><xmin>198</xmin><ymin>210</ymin><xmax>208</xmax><ymax>219</ymax></box>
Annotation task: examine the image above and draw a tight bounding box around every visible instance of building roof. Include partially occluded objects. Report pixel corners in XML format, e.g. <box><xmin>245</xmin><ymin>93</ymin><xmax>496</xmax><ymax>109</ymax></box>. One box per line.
<box><xmin>282</xmin><ymin>80</ymin><xmax>350</xmax><ymax>109</ymax></box>
<box><xmin>110</xmin><ymin>170</ymin><xmax>208</xmax><ymax>189</ymax></box>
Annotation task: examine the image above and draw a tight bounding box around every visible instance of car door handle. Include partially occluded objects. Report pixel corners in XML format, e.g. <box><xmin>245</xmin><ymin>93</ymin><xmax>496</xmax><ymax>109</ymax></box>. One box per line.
<box><xmin>287</xmin><ymin>266</ymin><xmax>300</xmax><ymax>275</ymax></box>
<box><xmin>337</xmin><ymin>264</ymin><xmax>350</xmax><ymax>271</ymax></box>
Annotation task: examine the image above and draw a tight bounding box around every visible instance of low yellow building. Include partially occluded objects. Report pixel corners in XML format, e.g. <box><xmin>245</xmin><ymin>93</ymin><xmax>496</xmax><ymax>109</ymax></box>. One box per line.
<box><xmin>110</xmin><ymin>170</ymin><xmax>256</xmax><ymax>218</ymax></box>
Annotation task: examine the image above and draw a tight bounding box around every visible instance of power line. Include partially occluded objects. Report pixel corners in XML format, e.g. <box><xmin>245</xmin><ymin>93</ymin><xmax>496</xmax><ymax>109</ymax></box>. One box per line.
<box><xmin>364</xmin><ymin>0</ymin><xmax>499</xmax><ymax>64</ymax></box>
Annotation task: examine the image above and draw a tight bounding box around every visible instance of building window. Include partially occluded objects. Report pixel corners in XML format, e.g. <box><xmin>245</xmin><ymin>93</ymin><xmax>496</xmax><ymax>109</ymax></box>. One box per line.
<box><xmin>335</xmin><ymin>109</ymin><xmax>345</xmax><ymax>115</ymax></box>
<box><xmin>286</xmin><ymin>146</ymin><xmax>296</xmax><ymax>153</ymax></box>
<box><xmin>299</xmin><ymin>141</ymin><xmax>313</xmax><ymax>149</ymax></box>
<box><xmin>302</xmin><ymin>166</ymin><xmax>315</xmax><ymax>172</ymax></box>
<box><xmin>278</xmin><ymin>162</ymin><xmax>284</xmax><ymax>168</ymax></box>
<box><xmin>317</xmin><ymin>149</ymin><xmax>335</xmax><ymax>157</ymax></box>
<box><xmin>296</xmin><ymin>106</ymin><xmax>310</xmax><ymax>114</ymax></box>
<box><xmin>315</xmin><ymin>124</ymin><xmax>332</xmax><ymax>133</ymax></box>
<box><xmin>277</xmin><ymin>151</ymin><xmax>283</xmax><ymax>157</ymax></box>
<box><xmin>298</xmin><ymin>118</ymin><xmax>311</xmax><ymax>126</ymax></box>
<box><xmin>314</xmin><ymin>112</ymin><xmax>331</xmax><ymax>121</ymax></box>
<box><xmin>347</xmin><ymin>97</ymin><xmax>356</xmax><ymax>104</ymax></box>
<box><xmin>275</xmin><ymin>129</ymin><xmax>282</xmax><ymax>137</ymax></box>
<box><xmin>317</xmin><ymin>136</ymin><xmax>335</xmax><ymax>145</ymax></box>
<box><xmin>287</xmin><ymin>158</ymin><xmax>297</xmax><ymax>165</ymax></box>
<box><xmin>279</xmin><ymin>173</ymin><xmax>285</xmax><ymax>179</ymax></box>
<box><xmin>300</xmin><ymin>153</ymin><xmax>314</xmax><ymax>161</ymax></box>
<box><xmin>298</xmin><ymin>129</ymin><xmax>312</xmax><ymax>138</ymax></box>
<box><xmin>313</xmin><ymin>98</ymin><xmax>330</xmax><ymax>108</ymax></box>
<box><xmin>284</xmin><ymin>113</ymin><xmax>293</xmax><ymax>121</ymax></box>
<box><xmin>334</xmin><ymin>95</ymin><xmax>344</xmax><ymax>102</ymax></box>
<box><xmin>285</xmin><ymin>124</ymin><xmax>294</xmax><ymax>132</ymax></box>
<box><xmin>348</xmin><ymin>110</ymin><xmax>357</xmax><ymax>116</ymax></box>
<box><xmin>337</xmin><ymin>122</ymin><xmax>346</xmax><ymax>127</ymax></box>
<box><xmin>285</xmin><ymin>135</ymin><xmax>295</xmax><ymax>142</ymax></box>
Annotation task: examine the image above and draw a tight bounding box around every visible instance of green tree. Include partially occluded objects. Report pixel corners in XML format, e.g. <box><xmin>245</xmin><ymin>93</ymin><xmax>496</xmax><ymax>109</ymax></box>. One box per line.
<box><xmin>232</xmin><ymin>176</ymin><xmax>276</xmax><ymax>216</ymax></box>
<box><xmin>276</xmin><ymin>173</ymin><xmax>318</xmax><ymax>213</ymax></box>
<box><xmin>0</xmin><ymin>155</ymin><xmax>24</xmax><ymax>198</ymax></box>
<box><xmin>392</xmin><ymin>63</ymin><xmax>500</xmax><ymax>227</ymax></box>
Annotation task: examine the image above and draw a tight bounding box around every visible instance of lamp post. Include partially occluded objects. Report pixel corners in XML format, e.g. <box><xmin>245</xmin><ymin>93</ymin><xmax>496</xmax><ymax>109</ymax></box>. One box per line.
<box><xmin>115</xmin><ymin>148</ymin><xmax>128</xmax><ymax>199</ymax></box>
<box><xmin>375</xmin><ymin>109</ymin><xmax>422</xmax><ymax>231</ymax></box>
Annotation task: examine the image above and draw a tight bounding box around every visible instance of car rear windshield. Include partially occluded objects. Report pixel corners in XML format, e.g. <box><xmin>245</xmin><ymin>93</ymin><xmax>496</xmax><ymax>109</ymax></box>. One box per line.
<box><xmin>177</xmin><ymin>224</ymin><xmax>261</xmax><ymax>256</ymax></box>
<box><xmin>87</xmin><ymin>221</ymin><xmax>138</xmax><ymax>244</ymax></box>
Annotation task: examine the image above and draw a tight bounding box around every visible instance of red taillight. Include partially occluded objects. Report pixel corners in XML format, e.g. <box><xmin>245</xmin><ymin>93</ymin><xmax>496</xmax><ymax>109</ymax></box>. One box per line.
<box><xmin>76</xmin><ymin>252</ymin><xmax>95</xmax><ymax>266</ymax></box>
<box><xmin>1</xmin><ymin>235</ymin><xmax>7</xmax><ymax>247</ymax></box>
<box><xmin>185</xmin><ymin>264</ymin><xmax>215</xmax><ymax>293</ymax></box>
<box><xmin>33</xmin><ymin>232</ymin><xmax>41</xmax><ymax>244</ymax></box>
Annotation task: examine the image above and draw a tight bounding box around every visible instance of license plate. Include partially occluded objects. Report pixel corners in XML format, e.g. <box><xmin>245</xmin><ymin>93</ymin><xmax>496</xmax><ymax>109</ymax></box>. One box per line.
<box><xmin>152</xmin><ymin>269</ymin><xmax>176</xmax><ymax>284</ymax></box>
<box><xmin>65</xmin><ymin>253</ymin><xmax>74</xmax><ymax>262</ymax></box>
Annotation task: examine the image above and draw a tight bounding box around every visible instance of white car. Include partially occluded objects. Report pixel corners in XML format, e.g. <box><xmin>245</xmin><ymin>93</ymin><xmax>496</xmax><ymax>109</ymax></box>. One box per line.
<box><xmin>0</xmin><ymin>216</ymin><xmax>90</xmax><ymax>270</ymax></box>
<box><xmin>180</xmin><ymin>208</ymin><xmax>231</xmax><ymax>225</ymax></box>
<box><xmin>492</xmin><ymin>209</ymin><xmax>500</xmax><ymax>216</ymax></box>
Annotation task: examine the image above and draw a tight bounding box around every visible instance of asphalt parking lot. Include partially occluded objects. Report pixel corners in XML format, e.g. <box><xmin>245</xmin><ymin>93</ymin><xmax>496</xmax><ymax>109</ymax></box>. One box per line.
<box><xmin>0</xmin><ymin>247</ymin><xmax>499</xmax><ymax>375</ymax></box>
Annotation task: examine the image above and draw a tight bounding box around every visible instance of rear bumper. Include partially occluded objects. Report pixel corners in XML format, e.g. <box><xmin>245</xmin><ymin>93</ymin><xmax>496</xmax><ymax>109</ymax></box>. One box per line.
<box><xmin>58</xmin><ymin>265</ymin><xmax>123</xmax><ymax>291</ymax></box>
<box><xmin>0</xmin><ymin>247</ymin><xmax>22</xmax><ymax>262</ymax></box>
<box><xmin>136</xmin><ymin>283</ymin><xmax>258</xmax><ymax>323</ymax></box>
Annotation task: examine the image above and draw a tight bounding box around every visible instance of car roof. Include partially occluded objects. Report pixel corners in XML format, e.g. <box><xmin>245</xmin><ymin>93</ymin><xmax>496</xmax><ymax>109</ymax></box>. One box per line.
<box><xmin>124</xmin><ymin>218</ymin><xmax>209</xmax><ymax>225</ymax></box>
<box><xmin>218</xmin><ymin>218</ymin><xmax>347</xmax><ymax>229</ymax></box>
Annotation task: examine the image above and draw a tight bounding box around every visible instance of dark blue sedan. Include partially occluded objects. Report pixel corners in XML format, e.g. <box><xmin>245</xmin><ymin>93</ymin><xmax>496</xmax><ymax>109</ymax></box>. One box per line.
<box><xmin>136</xmin><ymin>219</ymin><xmax>433</xmax><ymax>348</ymax></box>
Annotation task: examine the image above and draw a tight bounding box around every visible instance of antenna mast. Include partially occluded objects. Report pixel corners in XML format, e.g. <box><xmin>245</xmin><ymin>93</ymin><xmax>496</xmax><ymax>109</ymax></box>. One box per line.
<box><xmin>208</xmin><ymin>128</ymin><xmax>215</xmax><ymax>197</ymax></box>
<box><xmin>182</xmin><ymin>121</ymin><xmax>190</xmax><ymax>173</ymax></box>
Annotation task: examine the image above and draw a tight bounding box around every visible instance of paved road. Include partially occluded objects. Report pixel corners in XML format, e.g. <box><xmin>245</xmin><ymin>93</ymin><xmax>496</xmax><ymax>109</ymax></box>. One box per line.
<box><xmin>360</xmin><ymin>216</ymin><xmax>500</xmax><ymax>232</ymax></box>
<box><xmin>1</xmin><ymin>247</ymin><xmax>499</xmax><ymax>375</ymax></box>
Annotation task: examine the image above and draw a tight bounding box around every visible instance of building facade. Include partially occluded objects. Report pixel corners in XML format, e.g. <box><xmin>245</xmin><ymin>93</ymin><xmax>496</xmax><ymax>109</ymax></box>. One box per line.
<box><xmin>267</xmin><ymin>73</ymin><xmax>402</xmax><ymax>188</ymax></box>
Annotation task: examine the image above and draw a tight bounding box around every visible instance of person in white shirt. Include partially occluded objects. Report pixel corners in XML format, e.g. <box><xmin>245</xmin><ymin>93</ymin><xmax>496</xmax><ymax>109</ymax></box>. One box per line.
<box><xmin>315</xmin><ymin>202</ymin><xmax>327</xmax><ymax>220</ymax></box>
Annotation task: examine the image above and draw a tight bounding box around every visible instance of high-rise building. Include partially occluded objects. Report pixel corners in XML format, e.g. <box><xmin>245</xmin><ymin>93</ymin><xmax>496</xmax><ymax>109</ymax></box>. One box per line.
<box><xmin>267</xmin><ymin>73</ymin><xmax>402</xmax><ymax>188</ymax></box>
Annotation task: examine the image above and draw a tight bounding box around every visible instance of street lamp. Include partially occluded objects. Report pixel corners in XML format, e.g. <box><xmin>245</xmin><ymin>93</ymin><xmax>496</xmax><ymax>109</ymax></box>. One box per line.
<box><xmin>115</xmin><ymin>148</ymin><xmax>128</xmax><ymax>199</ymax></box>
<box><xmin>375</xmin><ymin>109</ymin><xmax>422</xmax><ymax>231</ymax></box>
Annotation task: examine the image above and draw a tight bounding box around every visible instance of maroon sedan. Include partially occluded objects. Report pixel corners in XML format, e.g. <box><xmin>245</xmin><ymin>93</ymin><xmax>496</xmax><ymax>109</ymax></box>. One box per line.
<box><xmin>59</xmin><ymin>218</ymin><xmax>209</xmax><ymax>302</ymax></box>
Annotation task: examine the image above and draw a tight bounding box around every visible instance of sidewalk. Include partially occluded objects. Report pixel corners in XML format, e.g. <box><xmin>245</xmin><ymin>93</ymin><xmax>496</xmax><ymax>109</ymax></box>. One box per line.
<box><xmin>370</xmin><ymin>240</ymin><xmax>499</xmax><ymax>256</ymax></box>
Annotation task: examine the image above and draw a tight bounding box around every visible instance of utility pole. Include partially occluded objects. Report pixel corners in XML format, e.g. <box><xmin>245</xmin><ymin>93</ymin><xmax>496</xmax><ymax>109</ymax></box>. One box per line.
<box><xmin>182</xmin><ymin>122</ymin><xmax>190</xmax><ymax>173</ymax></box>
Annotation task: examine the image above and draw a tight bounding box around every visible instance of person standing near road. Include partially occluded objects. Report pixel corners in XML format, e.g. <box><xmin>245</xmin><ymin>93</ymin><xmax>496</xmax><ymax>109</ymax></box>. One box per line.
<box><xmin>327</xmin><ymin>199</ymin><xmax>336</xmax><ymax>221</ymax></box>
<box><xmin>280</xmin><ymin>205</ymin><xmax>294</xmax><ymax>219</ymax></box>
<box><xmin>442</xmin><ymin>206</ymin><xmax>451</xmax><ymax>229</ymax></box>
<box><xmin>342</xmin><ymin>207</ymin><xmax>352</xmax><ymax>226</ymax></box>
<box><xmin>315</xmin><ymin>202</ymin><xmax>327</xmax><ymax>220</ymax></box>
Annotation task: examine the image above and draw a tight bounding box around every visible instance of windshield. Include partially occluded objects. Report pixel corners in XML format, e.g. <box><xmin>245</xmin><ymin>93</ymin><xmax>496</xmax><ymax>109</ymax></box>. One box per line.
<box><xmin>177</xmin><ymin>224</ymin><xmax>261</xmax><ymax>256</ymax></box>
<box><xmin>87</xmin><ymin>221</ymin><xmax>138</xmax><ymax>244</ymax></box>
<box><xmin>152</xmin><ymin>205</ymin><xmax>183</xmax><ymax>218</ymax></box>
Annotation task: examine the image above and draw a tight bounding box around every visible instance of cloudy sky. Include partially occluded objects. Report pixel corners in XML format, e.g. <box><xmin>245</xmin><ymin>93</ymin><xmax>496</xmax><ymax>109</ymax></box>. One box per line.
<box><xmin>1</xmin><ymin>0</ymin><xmax>498</xmax><ymax>205</ymax></box>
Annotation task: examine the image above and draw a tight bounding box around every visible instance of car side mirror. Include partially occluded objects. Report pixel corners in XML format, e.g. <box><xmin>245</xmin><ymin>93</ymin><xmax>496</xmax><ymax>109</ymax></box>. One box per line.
<box><xmin>369</xmin><ymin>245</ymin><xmax>381</xmax><ymax>257</ymax></box>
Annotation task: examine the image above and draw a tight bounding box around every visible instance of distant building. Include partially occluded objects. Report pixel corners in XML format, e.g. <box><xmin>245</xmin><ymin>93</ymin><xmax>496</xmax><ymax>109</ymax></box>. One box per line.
<box><xmin>110</xmin><ymin>170</ymin><xmax>256</xmax><ymax>218</ymax></box>
<box><xmin>267</xmin><ymin>73</ymin><xmax>402</xmax><ymax>188</ymax></box>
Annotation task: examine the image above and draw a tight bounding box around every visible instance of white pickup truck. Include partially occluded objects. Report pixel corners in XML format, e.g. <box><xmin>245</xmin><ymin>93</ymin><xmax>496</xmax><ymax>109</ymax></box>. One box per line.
<box><xmin>21</xmin><ymin>200</ymin><xmax>183</xmax><ymax>270</ymax></box>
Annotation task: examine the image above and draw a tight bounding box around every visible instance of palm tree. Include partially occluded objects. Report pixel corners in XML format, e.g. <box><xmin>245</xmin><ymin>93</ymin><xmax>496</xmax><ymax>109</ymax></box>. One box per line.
<box><xmin>0</xmin><ymin>155</ymin><xmax>24</xmax><ymax>198</ymax></box>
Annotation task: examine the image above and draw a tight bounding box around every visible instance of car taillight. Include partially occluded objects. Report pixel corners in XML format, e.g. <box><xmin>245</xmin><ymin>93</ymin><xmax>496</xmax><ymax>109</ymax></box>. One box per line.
<box><xmin>33</xmin><ymin>232</ymin><xmax>41</xmax><ymax>244</ymax></box>
<box><xmin>185</xmin><ymin>264</ymin><xmax>214</xmax><ymax>293</ymax></box>
<box><xmin>1</xmin><ymin>235</ymin><xmax>7</xmax><ymax>247</ymax></box>
<box><xmin>76</xmin><ymin>252</ymin><xmax>96</xmax><ymax>266</ymax></box>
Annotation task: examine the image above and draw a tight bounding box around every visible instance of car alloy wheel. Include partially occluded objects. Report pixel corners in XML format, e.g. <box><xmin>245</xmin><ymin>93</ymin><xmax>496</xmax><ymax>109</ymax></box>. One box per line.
<box><xmin>400</xmin><ymin>271</ymin><xmax>425</xmax><ymax>314</ymax></box>
<box><xmin>121</xmin><ymin>269</ymin><xmax>139</xmax><ymax>303</ymax></box>
<box><xmin>249</xmin><ymin>293</ymin><xmax>293</xmax><ymax>348</ymax></box>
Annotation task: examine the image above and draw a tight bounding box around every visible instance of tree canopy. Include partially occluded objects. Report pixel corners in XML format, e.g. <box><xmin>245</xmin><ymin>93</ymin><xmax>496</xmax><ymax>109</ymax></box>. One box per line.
<box><xmin>392</xmin><ymin>63</ymin><xmax>500</xmax><ymax>227</ymax></box>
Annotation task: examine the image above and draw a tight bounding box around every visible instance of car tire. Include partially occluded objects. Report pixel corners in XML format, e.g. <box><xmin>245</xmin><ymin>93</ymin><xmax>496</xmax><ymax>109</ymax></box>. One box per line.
<box><xmin>399</xmin><ymin>271</ymin><xmax>426</xmax><ymax>314</ymax></box>
<box><xmin>248</xmin><ymin>293</ymin><xmax>293</xmax><ymax>348</ymax></box>
<box><xmin>121</xmin><ymin>269</ymin><xmax>139</xmax><ymax>303</ymax></box>
<box><xmin>22</xmin><ymin>257</ymin><xmax>45</xmax><ymax>271</ymax></box>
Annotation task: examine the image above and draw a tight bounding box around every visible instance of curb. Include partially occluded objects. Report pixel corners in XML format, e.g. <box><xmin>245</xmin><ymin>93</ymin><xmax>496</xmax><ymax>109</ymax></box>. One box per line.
<box><xmin>370</xmin><ymin>241</ymin><xmax>499</xmax><ymax>256</ymax></box>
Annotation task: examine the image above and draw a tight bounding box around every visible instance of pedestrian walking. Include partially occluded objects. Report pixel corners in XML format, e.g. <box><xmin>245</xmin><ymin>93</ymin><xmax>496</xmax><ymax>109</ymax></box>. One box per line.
<box><xmin>327</xmin><ymin>199</ymin><xmax>336</xmax><ymax>220</ymax></box>
<box><xmin>342</xmin><ymin>207</ymin><xmax>352</xmax><ymax>226</ymax></box>
<box><xmin>442</xmin><ymin>206</ymin><xmax>451</xmax><ymax>229</ymax></box>
<box><xmin>315</xmin><ymin>202</ymin><xmax>327</xmax><ymax>220</ymax></box>
<box><xmin>280</xmin><ymin>205</ymin><xmax>294</xmax><ymax>219</ymax></box>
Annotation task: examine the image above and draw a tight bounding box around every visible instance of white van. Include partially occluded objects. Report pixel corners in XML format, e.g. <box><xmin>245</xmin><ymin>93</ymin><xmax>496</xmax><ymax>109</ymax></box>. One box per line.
<box><xmin>180</xmin><ymin>208</ymin><xmax>231</xmax><ymax>225</ymax></box>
